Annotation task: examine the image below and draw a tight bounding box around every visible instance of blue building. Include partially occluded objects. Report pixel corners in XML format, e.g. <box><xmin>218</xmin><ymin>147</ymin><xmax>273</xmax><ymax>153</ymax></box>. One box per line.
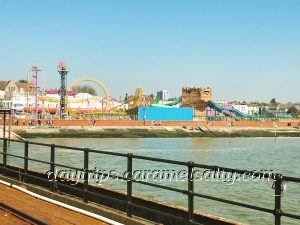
<box><xmin>138</xmin><ymin>107</ymin><xmax>194</xmax><ymax>121</ymax></box>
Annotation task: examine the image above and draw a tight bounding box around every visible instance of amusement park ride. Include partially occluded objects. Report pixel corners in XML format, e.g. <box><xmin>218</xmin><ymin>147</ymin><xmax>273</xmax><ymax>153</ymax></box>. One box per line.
<box><xmin>24</xmin><ymin>61</ymin><xmax>148</xmax><ymax>119</ymax></box>
<box><xmin>23</xmin><ymin>62</ymin><xmax>263</xmax><ymax>120</ymax></box>
<box><xmin>57</xmin><ymin>61</ymin><xmax>69</xmax><ymax>119</ymax></box>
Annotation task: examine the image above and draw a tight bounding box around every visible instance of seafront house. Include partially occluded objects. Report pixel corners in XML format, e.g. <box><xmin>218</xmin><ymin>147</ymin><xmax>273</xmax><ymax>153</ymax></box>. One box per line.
<box><xmin>0</xmin><ymin>89</ymin><xmax>4</xmax><ymax>101</ymax></box>
<box><xmin>0</xmin><ymin>80</ymin><xmax>35</xmax><ymax>111</ymax></box>
<box><xmin>0</xmin><ymin>80</ymin><xmax>18</xmax><ymax>100</ymax></box>
<box><xmin>232</xmin><ymin>103</ymin><xmax>260</xmax><ymax>116</ymax></box>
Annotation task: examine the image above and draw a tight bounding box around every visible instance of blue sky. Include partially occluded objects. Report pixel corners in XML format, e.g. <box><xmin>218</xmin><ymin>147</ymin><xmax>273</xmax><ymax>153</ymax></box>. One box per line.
<box><xmin>0</xmin><ymin>0</ymin><xmax>299</xmax><ymax>102</ymax></box>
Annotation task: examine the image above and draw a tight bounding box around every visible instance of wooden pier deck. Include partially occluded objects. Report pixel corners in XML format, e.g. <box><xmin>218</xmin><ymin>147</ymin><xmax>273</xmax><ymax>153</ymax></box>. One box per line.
<box><xmin>0</xmin><ymin>183</ymin><xmax>108</xmax><ymax>225</ymax></box>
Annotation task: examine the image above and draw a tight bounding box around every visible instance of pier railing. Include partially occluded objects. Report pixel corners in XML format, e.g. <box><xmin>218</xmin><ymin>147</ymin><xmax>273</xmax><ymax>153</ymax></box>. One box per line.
<box><xmin>0</xmin><ymin>137</ymin><xmax>300</xmax><ymax>225</ymax></box>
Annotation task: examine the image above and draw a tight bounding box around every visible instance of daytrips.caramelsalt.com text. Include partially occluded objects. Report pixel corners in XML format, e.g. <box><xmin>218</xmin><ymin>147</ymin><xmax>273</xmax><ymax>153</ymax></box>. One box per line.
<box><xmin>46</xmin><ymin>168</ymin><xmax>278</xmax><ymax>186</ymax></box>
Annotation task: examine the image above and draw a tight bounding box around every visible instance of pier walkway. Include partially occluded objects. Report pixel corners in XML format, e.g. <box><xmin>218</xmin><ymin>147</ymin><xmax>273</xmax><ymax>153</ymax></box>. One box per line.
<box><xmin>1</xmin><ymin>137</ymin><xmax>300</xmax><ymax>225</ymax></box>
<box><xmin>0</xmin><ymin>183</ymin><xmax>107</xmax><ymax>225</ymax></box>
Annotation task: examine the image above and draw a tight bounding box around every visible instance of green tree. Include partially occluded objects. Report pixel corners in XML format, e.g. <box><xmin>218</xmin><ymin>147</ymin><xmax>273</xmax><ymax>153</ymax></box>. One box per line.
<box><xmin>287</xmin><ymin>105</ymin><xmax>298</xmax><ymax>116</ymax></box>
<box><xmin>72</xmin><ymin>85</ymin><xmax>97</xmax><ymax>96</ymax></box>
<box><xmin>18</xmin><ymin>79</ymin><xmax>28</xmax><ymax>83</ymax></box>
<box><xmin>270</xmin><ymin>98</ymin><xmax>278</xmax><ymax>106</ymax></box>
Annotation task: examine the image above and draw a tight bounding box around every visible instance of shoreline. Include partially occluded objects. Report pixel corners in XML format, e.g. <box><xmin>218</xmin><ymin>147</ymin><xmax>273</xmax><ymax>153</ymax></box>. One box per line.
<box><xmin>12</xmin><ymin>126</ymin><xmax>300</xmax><ymax>138</ymax></box>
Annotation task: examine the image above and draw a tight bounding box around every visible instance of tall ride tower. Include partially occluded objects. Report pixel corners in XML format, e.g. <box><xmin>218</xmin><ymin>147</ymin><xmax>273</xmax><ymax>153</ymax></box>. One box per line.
<box><xmin>57</xmin><ymin>61</ymin><xmax>69</xmax><ymax>119</ymax></box>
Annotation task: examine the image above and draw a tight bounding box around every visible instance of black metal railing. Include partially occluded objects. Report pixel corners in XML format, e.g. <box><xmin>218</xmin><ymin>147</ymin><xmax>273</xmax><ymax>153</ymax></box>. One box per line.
<box><xmin>0</xmin><ymin>137</ymin><xmax>300</xmax><ymax>225</ymax></box>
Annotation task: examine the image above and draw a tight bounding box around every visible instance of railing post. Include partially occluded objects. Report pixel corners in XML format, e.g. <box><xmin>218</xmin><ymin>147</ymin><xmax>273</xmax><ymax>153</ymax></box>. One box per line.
<box><xmin>188</xmin><ymin>161</ymin><xmax>194</xmax><ymax>222</ymax></box>
<box><xmin>274</xmin><ymin>174</ymin><xmax>282</xmax><ymax>225</ymax></box>
<box><xmin>8</xmin><ymin>111</ymin><xmax>11</xmax><ymax>146</ymax></box>
<box><xmin>83</xmin><ymin>148</ymin><xmax>89</xmax><ymax>203</ymax></box>
<box><xmin>50</xmin><ymin>144</ymin><xmax>56</xmax><ymax>192</ymax></box>
<box><xmin>127</xmin><ymin>153</ymin><xmax>133</xmax><ymax>217</ymax></box>
<box><xmin>3</xmin><ymin>138</ymin><xmax>7</xmax><ymax>176</ymax></box>
<box><xmin>3</xmin><ymin>114</ymin><xmax>6</xmax><ymax>139</ymax></box>
<box><xmin>24</xmin><ymin>141</ymin><xmax>29</xmax><ymax>182</ymax></box>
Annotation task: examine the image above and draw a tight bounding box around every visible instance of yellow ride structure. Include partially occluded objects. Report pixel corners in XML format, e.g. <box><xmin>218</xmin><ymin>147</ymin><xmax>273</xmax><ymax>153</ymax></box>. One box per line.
<box><xmin>36</xmin><ymin>77</ymin><xmax>111</xmax><ymax>118</ymax></box>
<box><xmin>66</xmin><ymin>77</ymin><xmax>111</xmax><ymax>118</ymax></box>
<box><xmin>134</xmin><ymin>88</ymin><xmax>144</xmax><ymax>108</ymax></box>
<box><xmin>37</xmin><ymin>77</ymin><xmax>143</xmax><ymax>119</ymax></box>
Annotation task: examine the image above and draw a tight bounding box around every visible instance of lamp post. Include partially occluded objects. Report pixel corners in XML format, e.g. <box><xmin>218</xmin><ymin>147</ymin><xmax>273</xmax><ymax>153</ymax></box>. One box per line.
<box><xmin>143</xmin><ymin>107</ymin><xmax>146</xmax><ymax>125</ymax></box>
<box><xmin>273</xmin><ymin>122</ymin><xmax>277</xmax><ymax>142</ymax></box>
<box><xmin>31</xmin><ymin>66</ymin><xmax>41</xmax><ymax>119</ymax></box>
<box><xmin>143</xmin><ymin>96</ymin><xmax>146</xmax><ymax>125</ymax></box>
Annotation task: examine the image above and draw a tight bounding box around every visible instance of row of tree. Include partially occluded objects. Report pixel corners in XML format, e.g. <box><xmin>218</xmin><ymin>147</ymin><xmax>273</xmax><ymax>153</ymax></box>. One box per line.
<box><xmin>71</xmin><ymin>85</ymin><xmax>97</xmax><ymax>96</ymax></box>
<box><xmin>270</xmin><ymin>98</ymin><xmax>298</xmax><ymax>116</ymax></box>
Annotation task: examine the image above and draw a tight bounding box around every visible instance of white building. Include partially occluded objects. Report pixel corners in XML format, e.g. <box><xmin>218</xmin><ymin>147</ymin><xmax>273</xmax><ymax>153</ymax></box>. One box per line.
<box><xmin>215</xmin><ymin>100</ymin><xmax>229</xmax><ymax>106</ymax></box>
<box><xmin>12</xmin><ymin>92</ymin><xmax>35</xmax><ymax>112</ymax></box>
<box><xmin>232</xmin><ymin>104</ymin><xmax>260</xmax><ymax>115</ymax></box>
<box><xmin>0</xmin><ymin>90</ymin><xmax>5</xmax><ymax>101</ymax></box>
<box><xmin>247</xmin><ymin>105</ymin><xmax>260</xmax><ymax>115</ymax></box>
<box><xmin>68</xmin><ymin>93</ymin><xmax>104</xmax><ymax>110</ymax></box>
<box><xmin>41</xmin><ymin>92</ymin><xmax>121</xmax><ymax>112</ymax></box>
<box><xmin>2</xmin><ymin>100</ymin><xmax>13</xmax><ymax>109</ymax></box>
<box><xmin>232</xmin><ymin>104</ymin><xmax>248</xmax><ymax>115</ymax></box>
<box><xmin>157</xmin><ymin>90</ymin><xmax>169</xmax><ymax>101</ymax></box>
